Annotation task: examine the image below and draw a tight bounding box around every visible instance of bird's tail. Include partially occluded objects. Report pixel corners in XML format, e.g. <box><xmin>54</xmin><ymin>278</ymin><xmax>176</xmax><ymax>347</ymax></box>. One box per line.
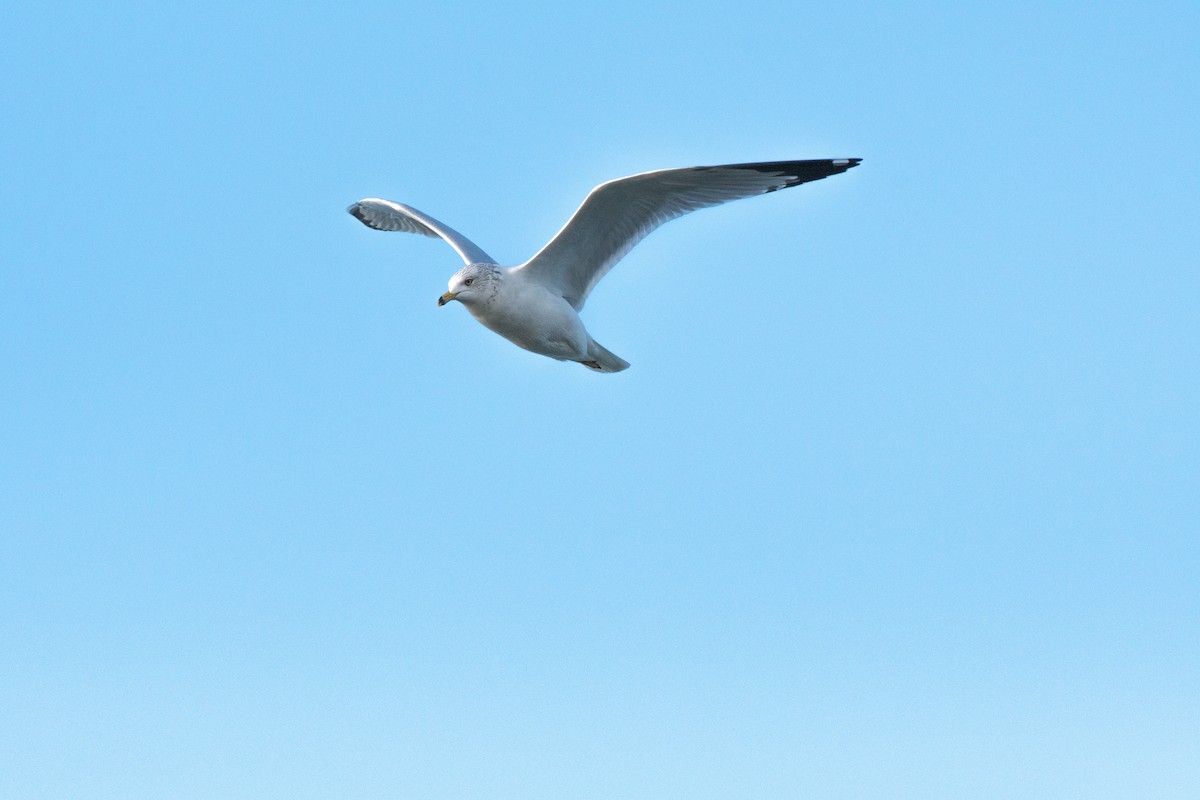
<box><xmin>581</xmin><ymin>338</ymin><xmax>630</xmax><ymax>373</ymax></box>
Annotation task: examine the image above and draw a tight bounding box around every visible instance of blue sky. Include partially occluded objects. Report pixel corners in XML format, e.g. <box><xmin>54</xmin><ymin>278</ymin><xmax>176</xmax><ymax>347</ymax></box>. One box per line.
<box><xmin>2</xmin><ymin>2</ymin><xmax>1197</xmax><ymax>798</ymax></box>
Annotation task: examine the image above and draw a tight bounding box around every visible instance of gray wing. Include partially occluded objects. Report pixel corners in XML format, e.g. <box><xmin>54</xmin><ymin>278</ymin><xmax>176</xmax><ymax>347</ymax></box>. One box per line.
<box><xmin>347</xmin><ymin>198</ymin><xmax>495</xmax><ymax>266</ymax></box>
<box><xmin>517</xmin><ymin>159</ymin><xmax>861</xmax><ymax>310</ymax></box>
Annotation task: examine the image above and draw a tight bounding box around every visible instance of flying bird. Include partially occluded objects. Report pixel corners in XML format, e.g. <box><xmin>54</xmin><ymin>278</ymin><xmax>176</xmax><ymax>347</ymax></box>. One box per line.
<box><xmin>348</xmin><ymin>158</ymin><xmax>861</xmax><ymax>372</ymax></box>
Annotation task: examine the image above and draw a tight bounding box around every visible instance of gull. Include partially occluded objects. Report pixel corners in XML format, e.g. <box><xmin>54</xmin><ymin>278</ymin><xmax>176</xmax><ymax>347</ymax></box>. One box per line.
<box><xmin>348</xmin><ymin>158</ymin><xmax>861</xmax><ymax>372</ymax></box>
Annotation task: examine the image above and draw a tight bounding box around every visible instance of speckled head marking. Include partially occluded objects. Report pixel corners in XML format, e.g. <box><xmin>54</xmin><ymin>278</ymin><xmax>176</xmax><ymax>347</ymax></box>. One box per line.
<box><xmin>438</xmin><ymin>262</ymin><xmax>501</xmax><ymax>307</ymax></box>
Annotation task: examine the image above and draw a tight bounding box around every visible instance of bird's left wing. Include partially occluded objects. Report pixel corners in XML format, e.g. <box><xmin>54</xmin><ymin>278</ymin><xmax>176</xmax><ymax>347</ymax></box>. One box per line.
<box><xmin>517</xmin><ymin>159</ymin><xmax>861</xmax><ymax>310</ymax></box>
<box><xmin>347</xmin><ymin>198</ymin><xmax>495</xmax><ymax>266</ymax></box>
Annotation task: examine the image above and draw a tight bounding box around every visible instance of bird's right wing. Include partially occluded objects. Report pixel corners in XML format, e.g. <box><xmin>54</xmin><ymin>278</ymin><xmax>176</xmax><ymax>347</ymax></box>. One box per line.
<box><xmin>347</xmin><ymin>198</ymin><xmax>495</xmax><ymax>266</ymax></box>
<box><xmin>517</xmin><ymin>159</ymin><xmax>861</xmax><ymax>310</ymax></box>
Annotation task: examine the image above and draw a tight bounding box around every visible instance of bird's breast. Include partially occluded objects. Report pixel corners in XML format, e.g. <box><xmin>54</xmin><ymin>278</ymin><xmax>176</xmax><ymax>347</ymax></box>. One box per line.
<box><xmin>467</xmin><ymin>281</ymin><xmax>588</xmax><ymax>360</ymax></box>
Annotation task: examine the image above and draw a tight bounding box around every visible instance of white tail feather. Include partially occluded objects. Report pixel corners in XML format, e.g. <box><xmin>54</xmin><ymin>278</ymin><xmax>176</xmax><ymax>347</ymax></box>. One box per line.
<box><xmin>582</xmin><ymin>339</ymin><xmax>630</xmax><ymax>373</ymax></box>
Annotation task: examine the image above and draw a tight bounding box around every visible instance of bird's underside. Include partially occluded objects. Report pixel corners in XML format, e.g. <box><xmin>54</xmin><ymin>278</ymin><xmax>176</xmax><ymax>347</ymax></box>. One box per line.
<box><xmin>348</xmin><ymin>158</ymin><xmax>861</xmax><ymax>372</ymax></box>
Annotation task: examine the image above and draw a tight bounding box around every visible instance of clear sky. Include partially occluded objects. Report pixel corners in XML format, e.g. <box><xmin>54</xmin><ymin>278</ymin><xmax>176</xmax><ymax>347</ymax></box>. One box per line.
<box><xmin>2</xmin><ymin>2</ymin><xmax>1197</xmax><ymax>798</ymax></box>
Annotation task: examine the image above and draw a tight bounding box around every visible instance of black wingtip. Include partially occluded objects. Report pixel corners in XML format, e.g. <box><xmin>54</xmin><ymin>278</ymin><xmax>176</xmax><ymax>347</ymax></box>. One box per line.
<box><xmin>720</xmin><ymin>158</ymin><xmax>861</xmax><ymax>192</ymax></box>
<box><xmin>347</xmin><ymin>202</ymin><xmax>385</xmax><ymax>230</ymax></box>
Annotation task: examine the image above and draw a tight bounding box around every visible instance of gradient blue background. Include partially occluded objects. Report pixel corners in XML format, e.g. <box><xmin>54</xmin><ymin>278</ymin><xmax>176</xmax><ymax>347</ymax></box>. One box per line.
<box><xmin>3</xmin><ymin>2</ymin><xmax>1197</xmax><ymax>798</ymax></box>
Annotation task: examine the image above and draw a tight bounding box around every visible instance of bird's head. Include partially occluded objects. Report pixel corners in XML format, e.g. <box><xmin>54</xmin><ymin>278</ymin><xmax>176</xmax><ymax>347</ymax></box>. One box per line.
<box><xmin>439</xmin><ymin>263</ymin><xmax>500</xmax><ymax>307</ymax></box>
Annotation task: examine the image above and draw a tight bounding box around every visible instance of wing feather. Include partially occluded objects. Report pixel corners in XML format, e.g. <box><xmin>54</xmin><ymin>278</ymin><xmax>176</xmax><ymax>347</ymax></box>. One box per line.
<box><xmin>347</xmin><ymin>198</ymin><xmax>495</xmax><ymax>266</ymax></box>
<box><xmin>517</xmin><ymin>159</ymin><xmax>861</xmax><ymax>310</ymax></box>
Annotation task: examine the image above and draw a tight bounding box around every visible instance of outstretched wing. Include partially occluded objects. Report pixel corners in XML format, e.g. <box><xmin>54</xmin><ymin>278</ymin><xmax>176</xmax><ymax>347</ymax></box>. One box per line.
<box><xmin>517</xmin><ymin>159</ymin><xmax>861</xmax><ymax>310</ymax></box>
<box><xmin>347</xmin><ymin>198</ymin><xmax>496</xmax><ymax>266</ymax></box>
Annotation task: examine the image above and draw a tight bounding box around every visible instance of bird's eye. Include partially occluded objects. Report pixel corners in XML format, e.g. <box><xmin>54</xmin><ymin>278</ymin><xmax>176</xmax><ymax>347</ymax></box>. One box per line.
<box><xmin>464</xmin><ymin>278</ymin><xmax>474</xmax><ymax>286</ymax></box>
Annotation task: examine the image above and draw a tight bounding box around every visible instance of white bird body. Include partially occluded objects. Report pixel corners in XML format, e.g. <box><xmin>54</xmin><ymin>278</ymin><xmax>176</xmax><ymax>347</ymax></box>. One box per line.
<box><xmin>466</xmin><ymin>268</ymin><xmax>591</xmax><ymax>362</ymax></box>
<box><xmin>348</xmin><ymin>159</ymin><xmax>861</xmax><ymax>372</ymax></box>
